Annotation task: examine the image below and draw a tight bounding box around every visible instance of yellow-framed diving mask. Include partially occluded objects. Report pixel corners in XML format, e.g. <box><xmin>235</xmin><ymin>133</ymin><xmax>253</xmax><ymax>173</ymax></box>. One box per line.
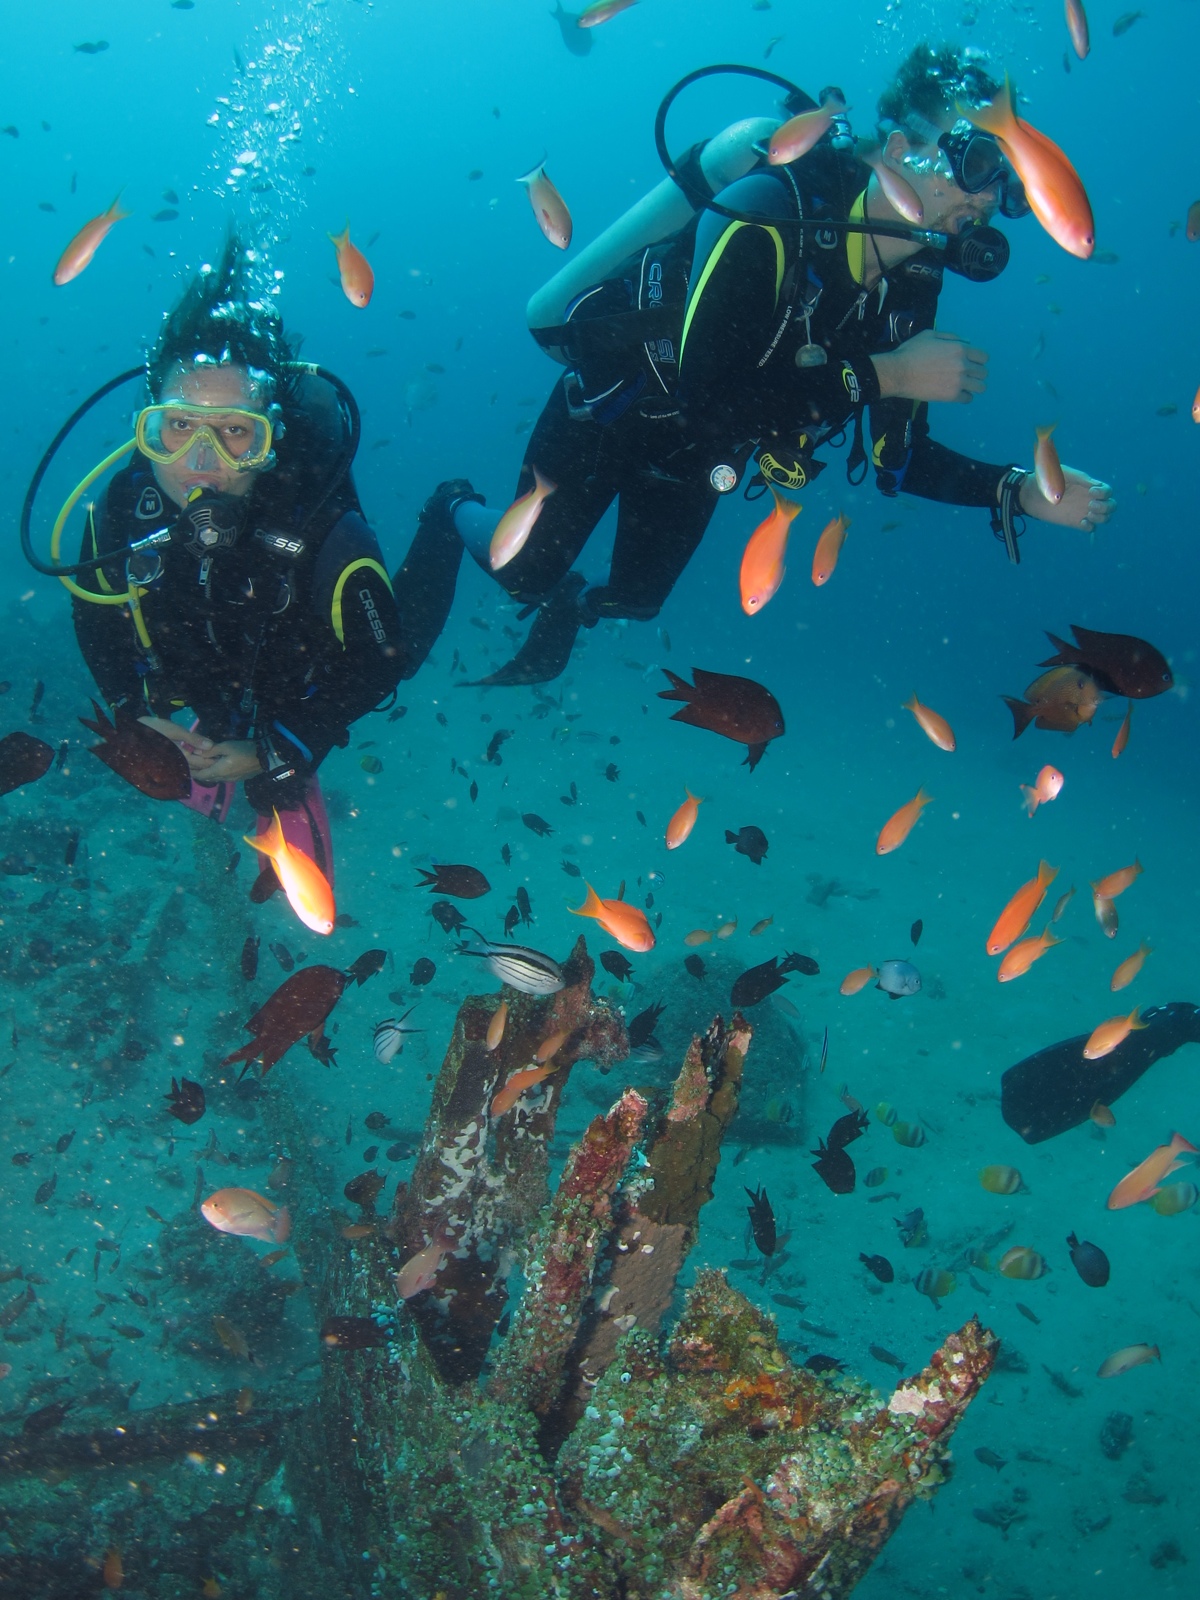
<box><xmin>135</xmin><ymin>401</ymin><xmax>276</xmax><ymax>472</ymax></box>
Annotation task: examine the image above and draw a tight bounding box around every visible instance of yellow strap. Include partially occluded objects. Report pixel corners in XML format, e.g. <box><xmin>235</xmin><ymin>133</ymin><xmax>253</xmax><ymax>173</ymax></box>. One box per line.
<box><xmin>846</xmin><ymin>190</ymin><xmax>868</xmax><ymax>286</ymax></box>
<box><xmin>679</xmin><ymin>220</ymin><xmax>786</xmax><ymax>370</ymax></box>
<box><xmin>330</xmin><ymin>558</ymin><xmax>394</xmax><ymax>646</ymax></box>
<box><xmin>52</xmin><ymin>439</ymin><xmax>139</xmax><ymax>607</ymax></box>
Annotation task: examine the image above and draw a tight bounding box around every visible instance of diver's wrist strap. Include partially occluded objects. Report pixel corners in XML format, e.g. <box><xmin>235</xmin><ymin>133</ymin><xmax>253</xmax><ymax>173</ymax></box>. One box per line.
<box><xmin>991</xmin><ymin>466</ymin><xmax>1028</xmax><ymax>565</ymax></box>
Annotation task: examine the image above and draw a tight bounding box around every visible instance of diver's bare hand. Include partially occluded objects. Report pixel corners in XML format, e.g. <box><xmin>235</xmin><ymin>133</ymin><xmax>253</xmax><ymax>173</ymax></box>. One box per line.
<box><xmin>871</xmin><ymin>329</ymin><xmax>988</xmax><ymax>404</ymax></box>
<box><xmin>1019</xmin><ymin>466</ymin><xmax>1115</xmax><ymax>534</ymax></box>
<box><xmin>137</xmin><ymin>716</ymin><xmax>216</xmax><ymax>773</ymax></box>
<box><xmin>195</xmin><ymin>740</ymin><xmax>264</xmax><ymax>783</ymax></box>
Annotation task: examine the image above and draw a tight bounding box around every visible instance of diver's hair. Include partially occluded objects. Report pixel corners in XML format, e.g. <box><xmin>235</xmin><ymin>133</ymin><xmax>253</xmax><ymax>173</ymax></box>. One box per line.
<box><xmin>877</xmin><ymin>43</ymin><xmax>1001</xmax><ymax>137</ymax></box>
<box><xmin>146</xmin><ymin>233</ymin><xmax>299</xmax><ymax>403</ymax></box>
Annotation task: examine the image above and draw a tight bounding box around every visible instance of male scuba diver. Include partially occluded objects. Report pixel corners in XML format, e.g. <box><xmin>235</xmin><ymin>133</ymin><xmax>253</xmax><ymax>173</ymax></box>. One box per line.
<box><xmin>393</xmin><ymin>43</ymin><xmax>1115</xmax><ymax>686</ymax></box>
<box><xmin>61</xmin><ymin>236</ymin><xmax>403</xmax><ymax>881</ymax></box>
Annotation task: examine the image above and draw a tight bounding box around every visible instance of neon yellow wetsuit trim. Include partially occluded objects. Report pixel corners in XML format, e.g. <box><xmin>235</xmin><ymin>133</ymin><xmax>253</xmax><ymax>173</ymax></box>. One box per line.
<box><xmin>846</xmin><ymin>190</ymin><xmax>868</xmax><ymax>286</ymax></box>
<box><xmin>679</xmin><ymin>221</ymin><xmax>786</xmax><ymax>369</ymax></box>
<box><xmin>330</xmin><ymin>558</ymin><xmax>394</xmax><ymax>646</ymax></box>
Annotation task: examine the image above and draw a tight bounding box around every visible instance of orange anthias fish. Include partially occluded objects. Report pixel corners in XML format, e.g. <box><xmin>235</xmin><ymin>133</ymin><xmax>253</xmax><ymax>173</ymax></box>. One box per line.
<box><xmin>1193</xmin><ymin>381</ymin><xmax>1200</xmax><ymax>425</ymax></box>
<box><xmin>1112</xmin><ymin>701</ymin><xmax>1132</xmax><ymax>758</ymax></box>
<box><xmin>1083</xmin><ymin>1006</ymin><xmax>1147</xmax><ymax>1060</ymax></box>
<box><xmin>811</xmin><ymin>512</ymin><xmax>851</xmax><ymax>587</ymax></box>
<box><xmin>986</xmin><ymin>860</ymin><xmax>1058</xmax><ymax>955</ymax></box>
<box><xmin>1020</xmin><ymin>764</ymin><xmax>1064</xmax><ymax>817</ymax></box>
<box><xmin>328</xmin><ymin>224</ymin><xmax>374</xmax><ymax>307</ymax></box>
<box><xmin>1092</xmin><ymin>858</ymin><xmax>1142</xmax><ymax>899</ymax></box>
<box><xmin>201</xmin><ymin>1187</ymin><xmax>291</xmax><ymax>1244</ymax></box>
<box><xmin>959</xmin><ymin>77</ymin><xmax>1094</xmax><ymax>259</ymax></box>
<box><xmin>245</xmin><ymin>811</ymin><xmax>335</xmax><ymax>935</ymax></box>
<box><xmin>571</xmin><ymin>884</ymin><xmax>655</xmax><ymax>952</ymax></box>
<box><xmin>491</xmin><ymin>1062</ymin><xmax>557</xmax><ymax>1117</ymax></box>
<box><xmin>1107</xmin><ymin>1130</ymin><xmax>1198</xmax><ymax>1209</ymax></box>
<box><xmin>1065</xmin><ymin>0</ymin><xmax>1090</xmax><ymax>58</ymax></box>
<box><xmin>902</xmin><ymin>693</ymin><xmax>955</xmax><ymax>752</ymax></box>
<box><xmin>665</xmin><ymin>788</ymin><xmax>704</xmax><ymax>849</ymax></box>
<box><xmin>840</xmin><ymin>965</ymin><xmax>877</xmax><ymax>995</ymax></box>
<box><xmin>1003</xmin><ymin>667</ymin><xmax>1102</xmax><ymax>738</ymax></box>
<box><xmin>768</xmin><ymin>94</ymin><xmax>846</xmax><ymax>166</ymax></box>
<box><xmin>740</xmin><ymin>488</ymin><xmax>801</xmax><ymax>614</ymax></box>
<box><xmin>1033</xmin><ymin>424</ymin><xmax>1066</xmax><ymax>503</ymax></box>
<box><xmin>875</xmin><ymin>787</ymin><xmax>931</xmax><ymax>855</ymax></box>
<box><xmin>1111</xmin><ymin>941</ymin><xmax>1151</xmax><ymax>992</ymax></box>
<box><xmin>394</xmin><ymin>1232</ymin><xmax>453</xmax><ymax>1298</ymax></box>
<box><xmin>859</xmin><ymin>144</ymin><xmax>924</xmax><ymax>224</ymax></box>
<box><xmin>517</xmin><ymin>163</ymin><xmax>573</xmax><ymax>249</ymax></box>
<box><xmin>1097</xmin><ymin>1343</ymin><xmax>1160</xmax><ymax>1379</ymax></box>
<box><xmin>490</xmin><ymin>467</ymin><xmax>556</xmax><ymax>570</ymax></box>
<box><xmin>54</xmin><ymin>194</ymin><xmax>129</xmax><ymax>285</ymax></box>
<box><xmin>577</xmin><ymin>0</ymin><xmax>638</xmax><ymax>24</ymax></box>
<box><xmin>997</xmin><ymin>926</ymin><xmax>1061</xmax><ymax>982</ymax></box>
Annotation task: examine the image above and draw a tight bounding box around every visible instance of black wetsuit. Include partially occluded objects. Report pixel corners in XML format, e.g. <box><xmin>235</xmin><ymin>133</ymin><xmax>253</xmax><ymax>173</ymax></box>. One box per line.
<box><xmin>72</xmin><ymin>377</ymin><xmax>404</xmax><ymax>812</ymax></box>
<box><xmin>498</xmin><ymin>142</ymin><xmax>1010</xmax><ymax>620</ymax></box>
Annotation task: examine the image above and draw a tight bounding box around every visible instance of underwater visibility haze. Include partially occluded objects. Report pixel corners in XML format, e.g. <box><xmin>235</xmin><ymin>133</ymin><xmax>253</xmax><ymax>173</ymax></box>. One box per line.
<box><xmin>0</xmin><ymin>0</ymin><xmax>1198</xmax><ymax>1595</ymax></box>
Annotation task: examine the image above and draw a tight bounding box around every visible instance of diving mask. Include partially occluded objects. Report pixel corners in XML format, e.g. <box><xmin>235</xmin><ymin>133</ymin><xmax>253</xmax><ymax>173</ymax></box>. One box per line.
<box><xmin>936</xmin><ymin>121</ymin><xmax>1030</xmax><ymax>219</ymax></box>
<box><xmin>136</xmin><ymin>402</ymin><xmax>276</xmax><ymax>471</ymax></box>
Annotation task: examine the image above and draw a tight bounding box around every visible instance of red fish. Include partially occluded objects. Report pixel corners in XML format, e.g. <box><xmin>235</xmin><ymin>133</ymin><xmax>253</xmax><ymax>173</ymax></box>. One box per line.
<box><xmin>80</xmin><ymin>702</ymin><xmax>191</xmax><ymax>800</ymax></box>
<box><xmin>1020</xmin><ymin>764</ymin><xmax>1064</xmax><ymax>817</ymax></box>
<box><xmin>1034</xmin><ymin>425</ymin><xmax>1065</xmax><ymax>503</ymax></box>
<box><xmin>739</xmin><ymin>487</ymin><xmax>800</xmax><ymax>613</ymax></box>
<box><xmin>328</xmin><ymin>225</ymin><xmax>374</xmax><ymax>307</ymax></box>
<box><xmin>659</xmin><ymin>667</ymin><xmax>785</xmax><ymax>771</ymax></box>
<box><xmin>768</xmin><ymin>93</ymin><xmax>846</xmax><ymax>166</ymax></box>
<box><xmin>987</xmin><ymin>860</ymin><xmax>1058</xmax><ymax>955</ymax></box>
<box><xmin>516</xmin><ymin>165</ymin><xmax>572</xmax><ymax>249</ymax></box>
<box><xmin>958</xmin><ymin>77</ymin><xmax>1094</xmax><ymax>259</ymax></box>
<box><xmin>875</xmin><ymin>788</ymin><xmax>932</xmax><ymax>856</ymax></box>
<box><xmin>571</xmin><ymin>884</ymin><xmax>655</xmax><ymax>952</ymax></box>
<box><xmin>1107</xmin><ymin>1130</ymin><xmax>1197</xmax><ymax>1209</ymax></box>
<box><xmin>201</xmin><ymin>1187</ymin><xmax>291</xmax><ymax>1244</ymax></box>
<box><xmin>811</xmin><ymin>512</ymin><xmax>851</xmax><ymax>587</ymax></box>
<box><xmin>1112</xmin><ymin>701</ymin><xmax>1132</xmax><ymax>759</ymax></box>
<box><xmin>665</xmin><ymin>789</ymin><xmax>703</xmax><ymax>850</ymax></box>
<box><xmin>54</xmin><ymin>195</ymin><xmax>128</xmax><ymax>285</ymax></box>
<box><xmin>490</xmin><ymin>467</ymin><xmax>556</xmax><ymax>570</ymax></box>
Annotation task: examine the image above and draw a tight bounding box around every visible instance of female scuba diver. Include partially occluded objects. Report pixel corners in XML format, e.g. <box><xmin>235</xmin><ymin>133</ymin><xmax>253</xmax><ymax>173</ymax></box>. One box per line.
<box><xmin>392</xmin><ymin>43</ymin><xmax>1116</xmax><ymax>685</ymax></box>
<box><xmin>63</xmin><ymin>235</ymin><xmax>404</xmax><ymax>890</ymax></box>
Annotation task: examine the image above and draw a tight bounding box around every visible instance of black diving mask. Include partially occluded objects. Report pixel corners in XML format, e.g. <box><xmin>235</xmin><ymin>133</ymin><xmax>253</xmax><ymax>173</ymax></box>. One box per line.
<box><xmin>938</xmin><ymin>121</ymin><xmax>1030</xmax><ymax>219</ymax></box>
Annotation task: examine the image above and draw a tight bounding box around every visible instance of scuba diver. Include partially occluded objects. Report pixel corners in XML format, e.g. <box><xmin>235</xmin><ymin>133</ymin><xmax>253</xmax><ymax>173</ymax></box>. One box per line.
<box><xmin>392</xmin><ymin>43</ymin><xmax>1115</xmax><ymax>686</ymax></box>
<box><xmin>51</xmin><ymin>236</ymin><xmax>403</xmax><ymax>881</ymax></box>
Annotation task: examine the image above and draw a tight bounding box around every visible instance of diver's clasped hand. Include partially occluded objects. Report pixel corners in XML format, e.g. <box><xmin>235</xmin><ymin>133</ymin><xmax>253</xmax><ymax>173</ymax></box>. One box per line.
<box><xmin>870</xmin><ymin>329</ymin><xmax>989</xmax><ymax>405</ymax></box>
<box><xmin>1018</xmin><ymin>465</ymin><xmax>1115</xmax><ymax>535</ymax></box>
<box><xmin>136</xmin><ymin>718</ymin><xmax>264</xmax><ymax>782</ymax></box>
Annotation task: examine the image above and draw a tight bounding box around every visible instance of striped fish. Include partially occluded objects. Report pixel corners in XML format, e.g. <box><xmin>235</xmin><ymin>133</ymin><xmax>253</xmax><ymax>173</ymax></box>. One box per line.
<box><xmin>373</xmin><ymin>1006</ymin><xmax>421</xmax><ymax>1065</ymax></box>
<box><xmin>461</xmin><ymin>938</ymin><xmax>564</xmax><ymax>996</ymax></box>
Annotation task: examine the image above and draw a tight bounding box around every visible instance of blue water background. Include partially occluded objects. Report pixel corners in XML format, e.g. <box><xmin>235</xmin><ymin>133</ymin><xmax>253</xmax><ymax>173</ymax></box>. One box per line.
<box><xmin>1</xmin><ymin>0</ymin><xmax>1198</xmax><ymax>1594</ymax></box>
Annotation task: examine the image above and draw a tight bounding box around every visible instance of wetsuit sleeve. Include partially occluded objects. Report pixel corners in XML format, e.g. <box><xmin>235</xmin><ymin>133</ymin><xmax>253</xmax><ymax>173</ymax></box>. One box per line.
<box><xmin>71</xmin><ymin>487</ymin><xmax>146</xmax><ymax>711</ymax></box>
<box><xmin>263</xmin><ymin>512</ymin><xmax>404</xmax><ymax>770</ymax></box>
<box><xmin>678</xmin><ymin>174</ymin><xmax>881</xmax><ymax>435</ymax></box>
<box><xmin>870</xmin><ymin>398</ymin><xmax>1007</xmax><ymax>507</ymax></box>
